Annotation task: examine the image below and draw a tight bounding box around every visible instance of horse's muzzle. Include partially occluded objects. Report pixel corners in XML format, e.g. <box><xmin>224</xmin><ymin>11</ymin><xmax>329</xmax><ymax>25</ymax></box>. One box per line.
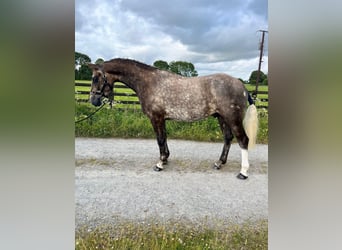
<box><xmin>90</xmin><ymin>95</ymin><xmax>102</xmax><ymax>107</ymax></box>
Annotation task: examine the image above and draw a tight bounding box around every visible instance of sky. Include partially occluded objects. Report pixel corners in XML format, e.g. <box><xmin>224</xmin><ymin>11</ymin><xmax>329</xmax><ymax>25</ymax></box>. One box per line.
<box><xmin>75</xmin><ymin>0</ymin><xmax>268</xmax><ymax>80</ymax></box>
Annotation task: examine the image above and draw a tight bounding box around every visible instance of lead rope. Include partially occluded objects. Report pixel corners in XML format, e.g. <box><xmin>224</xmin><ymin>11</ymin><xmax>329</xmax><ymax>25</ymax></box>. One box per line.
<box><xmin>75</xmin><ymin>99</ymin><xmax>110</xmax><ymax>124</ymax></box>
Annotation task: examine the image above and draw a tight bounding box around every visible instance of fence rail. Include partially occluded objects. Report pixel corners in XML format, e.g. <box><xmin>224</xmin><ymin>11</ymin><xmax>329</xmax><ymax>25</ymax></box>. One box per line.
<box><xmin>75</xmin><ymin>81</ymin><xmax>268</xmax><ymax>109</ymax></box>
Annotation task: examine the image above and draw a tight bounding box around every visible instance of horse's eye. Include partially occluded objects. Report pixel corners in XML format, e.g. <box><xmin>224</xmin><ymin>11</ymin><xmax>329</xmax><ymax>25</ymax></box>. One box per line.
<box><xmin>92</xmin><ymin>76</ymin><xmax>99</xmax><ymax>84</ymax></box>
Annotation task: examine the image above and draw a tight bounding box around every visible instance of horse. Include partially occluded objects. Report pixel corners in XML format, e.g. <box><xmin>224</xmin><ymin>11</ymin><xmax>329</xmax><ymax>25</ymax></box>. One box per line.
<box><xmin>88</xmin><ymin>58</ymin><xmax>258</xmax><ymax>179</ymax></box>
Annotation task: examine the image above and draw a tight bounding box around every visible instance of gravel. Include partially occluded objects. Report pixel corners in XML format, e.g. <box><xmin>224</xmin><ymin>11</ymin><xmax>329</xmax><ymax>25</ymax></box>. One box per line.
<box><xmin>75</xmin><ymin>138</ymin><xmax>268</xmax><ymax>229</ymax></box>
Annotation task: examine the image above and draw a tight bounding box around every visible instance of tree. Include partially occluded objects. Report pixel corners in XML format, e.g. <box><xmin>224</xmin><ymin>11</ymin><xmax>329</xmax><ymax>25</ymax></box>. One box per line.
<box><xmin>248</xmin><ymin>70</ymin><xmax>267</xmax><ymax>85</ymax></box>
<box><xmin>75</xmin><ymin>51</ymin><xmax>91</xmax><ymax>68</ymax></box>
<box><xmin>78</xmin><ymin>64</ymin><xmax>92</xmax><ymax>80</ymax></box>
<box><xmin>95</xmin><ymin>58</ymin><xmax>104</xmax><ymax>65</ymax></box>
<box><xmin>75</xmin><ymin>69</ymin><xmax>79</xmax><ymax>80</ymax></box>
<box><xmin>153</xmin><ymin>60</ymin><xmax>198</xmax><ymax>77</ymax></box>
<box><xmin>262</xmin><ymin>77</ymin><xmax>268</xmax><ymax>85</ymax></box>
<box><xmin>238</xmin><ymin>78</ymin><xmax>247</xmax><ymax>84</ymax></box>
<box><xmin>153</xmin><ymin>60</ymin><xmax>169</xmax><ymax>71</ymax></box>
<box><xmin>169</xmin><ymin>61</ymin><xmax>198</xmax><ymax>77</ymax></box>
<box><xmin>75</xmin><ymin>51</ymin><xmax>92</xmax><ymax>80</ymax></box>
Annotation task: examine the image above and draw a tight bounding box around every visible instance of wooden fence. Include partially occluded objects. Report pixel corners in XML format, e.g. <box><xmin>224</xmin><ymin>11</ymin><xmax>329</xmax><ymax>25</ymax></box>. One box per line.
<box><xmin>75</xmin><ymin>81</ymin><xmax>268</xmax><ymax>109</ymax></box>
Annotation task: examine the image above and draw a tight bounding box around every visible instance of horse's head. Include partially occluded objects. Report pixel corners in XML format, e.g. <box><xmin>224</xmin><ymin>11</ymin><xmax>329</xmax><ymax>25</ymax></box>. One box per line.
<box><xmin>88</xmin><ymin>63</ymin><xmax>114</xmax><ymax>107</ymax></box>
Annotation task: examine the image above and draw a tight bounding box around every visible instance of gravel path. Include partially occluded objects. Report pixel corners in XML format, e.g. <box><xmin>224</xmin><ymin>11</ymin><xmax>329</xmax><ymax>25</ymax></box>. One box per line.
<box><xmin>75</xmin><ymin>138</ymin><xmax>268</xmax><ymax>229</ymax></box>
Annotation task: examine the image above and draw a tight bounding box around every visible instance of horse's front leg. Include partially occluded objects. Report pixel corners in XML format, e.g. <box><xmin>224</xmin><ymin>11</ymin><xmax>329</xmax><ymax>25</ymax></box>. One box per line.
<box><xmin>150</xmin><ymin>116</ymin><xmax>169</xmax><ymax>171</ymax></box>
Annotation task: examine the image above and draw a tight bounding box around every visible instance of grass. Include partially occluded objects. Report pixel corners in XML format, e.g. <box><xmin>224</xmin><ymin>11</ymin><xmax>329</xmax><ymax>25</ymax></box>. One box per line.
<box><xmin>75</xmin><ymin>104</ymin><xmax>268</xmax><ymax>144</ymax></box>
<box><xmin>244</xmin><ymin>84</ymin><xmax>268</xmax><ymax>92</ymax></box>
<box><xmin>76</xmin><ymin>219</ymin><xmax>268</xmax><ymax>250</ymax></box>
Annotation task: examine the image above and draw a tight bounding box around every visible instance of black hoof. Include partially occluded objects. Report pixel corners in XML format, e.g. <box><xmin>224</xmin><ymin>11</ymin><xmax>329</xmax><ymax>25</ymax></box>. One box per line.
<box><xmin>213</xmin><ymin>163</ymin><xmax>221</xmax><ymax>170</ymax></box>
<box><xmin>237</xmin><ymin>173</ymin><xmax>248</xmax><ymax>180</ymax></box>
<box><xmin>153</xmin><ymin>165</ymin><xmax>163</xmax><ymax>172</ymax></box>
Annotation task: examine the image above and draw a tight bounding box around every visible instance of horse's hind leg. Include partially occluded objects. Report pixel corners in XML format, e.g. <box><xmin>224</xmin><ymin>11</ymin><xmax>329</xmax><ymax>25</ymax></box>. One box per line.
<box><xmin>229</xmin><ymin>119</ymin><xmax>250</xmax><ymax>180</ymax></box>
<box><xmin>150</xmin><ymin>116</ymin><xmax>170</xmax><ymax>171</ymax></box>
<box><xmin>214</xmin><ymin>116</ymin><xmax>233</xmax><ymax>170</ymax></box>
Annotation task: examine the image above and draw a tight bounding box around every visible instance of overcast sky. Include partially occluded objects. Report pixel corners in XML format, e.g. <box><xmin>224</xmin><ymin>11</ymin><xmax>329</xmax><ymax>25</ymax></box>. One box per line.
<box><xmin>75</xmin><ymin>0</ymin><xmax>268</xmax><ymax>80</ymax></box>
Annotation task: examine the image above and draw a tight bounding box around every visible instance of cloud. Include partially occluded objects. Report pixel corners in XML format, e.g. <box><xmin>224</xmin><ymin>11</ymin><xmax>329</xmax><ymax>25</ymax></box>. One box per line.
<box><xmin>75</xmin><ymin>0</ymin><xmax>268</xmax><ymax>79</ymax></box>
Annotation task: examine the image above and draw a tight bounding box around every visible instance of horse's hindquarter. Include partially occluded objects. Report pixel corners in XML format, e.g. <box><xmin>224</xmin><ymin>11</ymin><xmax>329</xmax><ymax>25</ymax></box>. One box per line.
<box><xmin>208</xmin><ymin>74</ymin><xmax>248</xmax><ymax>111</ymax></box>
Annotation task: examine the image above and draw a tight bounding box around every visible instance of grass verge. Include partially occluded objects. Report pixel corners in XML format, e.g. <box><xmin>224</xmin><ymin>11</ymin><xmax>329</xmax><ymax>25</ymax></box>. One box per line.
<box><xmin>75</xmin><ymin>104</ymin><xmax>268</xmax><ymax>144</ymax></box>
<box><xmin>76</xmin><ymin>219</ymin><xmax>268</xmax><ymax>250</ymax></box>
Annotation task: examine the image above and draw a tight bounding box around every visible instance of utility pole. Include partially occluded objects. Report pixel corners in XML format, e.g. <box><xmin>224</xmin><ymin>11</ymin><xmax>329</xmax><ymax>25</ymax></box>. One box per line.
<box><xmin>254</xmin><ymin>30</ymin><xmax>268</xmax><ymax>99</ymax></box>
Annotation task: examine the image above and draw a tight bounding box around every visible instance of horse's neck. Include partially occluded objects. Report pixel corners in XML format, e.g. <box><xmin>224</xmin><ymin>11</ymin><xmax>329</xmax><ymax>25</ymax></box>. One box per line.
<box><xmin>116</xmin><ymin>75</ymin><xmax>137</xmax><ymax>93</ymax></box>
<box><xmin>116</xmin><ymin>68</ymin><xmax>147</xmax><ymax>93</ymax></box>
<box><xmin>106</xmin><ymin>60</ymin><xmax>155</xmax><ymax>93</ymax></box>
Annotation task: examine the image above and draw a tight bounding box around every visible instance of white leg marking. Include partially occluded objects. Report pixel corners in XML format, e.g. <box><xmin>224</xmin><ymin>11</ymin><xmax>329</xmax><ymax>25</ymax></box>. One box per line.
<box><xmin>240</xmin><ymin>149</ymin><xmax>249</xmax><ymax>176</ymax></box>
<box><xmin>156</xmin><ymin>160</ymin><xmax>164</xmax><ymax>169</ymax></box>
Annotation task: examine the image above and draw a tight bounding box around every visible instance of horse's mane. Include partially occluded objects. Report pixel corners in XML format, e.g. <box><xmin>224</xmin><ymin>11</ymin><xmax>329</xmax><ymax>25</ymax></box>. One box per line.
<box><xmin>106</xmin><ymin>58</ymin><xmax>157</xmax><ymax>72</ymax></box>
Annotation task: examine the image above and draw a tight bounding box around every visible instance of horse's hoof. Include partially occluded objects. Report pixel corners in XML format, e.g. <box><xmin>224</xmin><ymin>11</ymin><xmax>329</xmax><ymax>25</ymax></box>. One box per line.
<box><xmin>237</xmin><ymin>173</ymin><xmax>248</xmax><ymax>180</ymax></box>
<box><xmin>153</xmin><ymin>165</ymin><xmax>163</xmax><ymax>172</ymax></box>
<box><xmin>213</xmin><ymin>162</ymin><xmax>221</xmax><ymax>170</ymax></box>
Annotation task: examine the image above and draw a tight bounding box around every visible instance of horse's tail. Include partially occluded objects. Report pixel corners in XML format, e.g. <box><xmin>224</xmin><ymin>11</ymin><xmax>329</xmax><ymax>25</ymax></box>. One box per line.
<box><xmin>243</xmin><ymin>91</ymin><xmax>258</xmax><ymax>150</ymax></box>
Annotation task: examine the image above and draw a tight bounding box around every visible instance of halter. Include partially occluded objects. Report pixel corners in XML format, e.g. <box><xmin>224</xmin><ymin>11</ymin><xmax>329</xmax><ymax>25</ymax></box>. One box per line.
<box><xmin>92</xmin><ymin>73</ymin><xmax>114</xmax><ymax>108</ymax></box>
<box><xmin>92</xmin><ymin>74</ymin><xmax>112</xmax><ymax>94</ymax></box>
